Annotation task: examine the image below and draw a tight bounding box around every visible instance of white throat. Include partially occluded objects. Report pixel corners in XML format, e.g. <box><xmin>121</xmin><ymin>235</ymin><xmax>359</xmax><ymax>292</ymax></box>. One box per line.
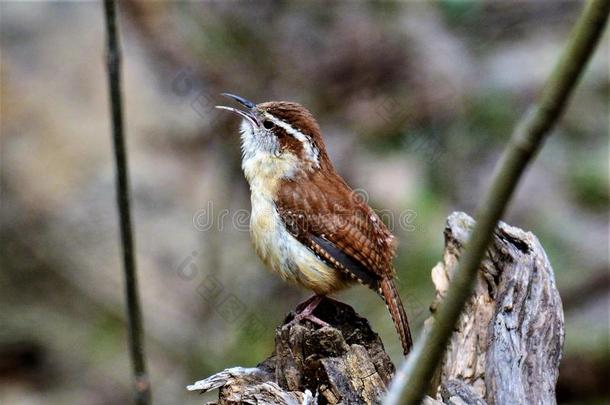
<box><xmin>239</xmin><ymin>120</ymin><xmax>298</xmax><ymax>192</ymax></box>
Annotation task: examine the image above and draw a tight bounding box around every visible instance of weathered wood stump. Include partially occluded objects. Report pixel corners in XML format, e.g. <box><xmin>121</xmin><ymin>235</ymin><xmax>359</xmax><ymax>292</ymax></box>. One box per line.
<box><xmin>421</xmin><ymin>212</ymin><xmax>565</xmax><ymax>404</ymax></box>
<box><xmin>188</xmin><ymin>297</ymin><xmax>395</xmax><ymax>404</ymax></box>
<box><xmin>188</xmin><ymin>212</ymin><xmax>565</xmax><ymax>404</ymax></box>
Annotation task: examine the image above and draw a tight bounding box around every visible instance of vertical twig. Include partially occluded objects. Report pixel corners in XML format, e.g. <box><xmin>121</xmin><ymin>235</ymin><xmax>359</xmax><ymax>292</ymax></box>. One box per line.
<box><xmin>385</xmin><ymin>0</ymin><xmax>610</xmax><ymax>404</ymax></box>
<box><xmin>103</xmin><ymin>1</ymin><xmax>151</xmax><ymax>404</ymax></box>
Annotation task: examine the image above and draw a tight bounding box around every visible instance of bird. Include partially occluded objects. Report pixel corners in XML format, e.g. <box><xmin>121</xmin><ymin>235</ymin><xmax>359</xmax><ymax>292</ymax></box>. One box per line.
<box><xmin>216</xmin><ymin>93</ymin><xmax>413</xmax><ymax>355</ymax></box>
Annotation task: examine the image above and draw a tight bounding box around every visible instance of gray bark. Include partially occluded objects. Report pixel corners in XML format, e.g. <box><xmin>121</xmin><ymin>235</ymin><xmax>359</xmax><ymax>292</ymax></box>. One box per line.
<box><xmin>427</xmin><ymin>212</ymin><xmax>564</xmax><ymax>404</ymax></box>
<box><xmin>188</xmin><ymin>212</ymin><xmax>564</xmax><ymax>404</ymax></box>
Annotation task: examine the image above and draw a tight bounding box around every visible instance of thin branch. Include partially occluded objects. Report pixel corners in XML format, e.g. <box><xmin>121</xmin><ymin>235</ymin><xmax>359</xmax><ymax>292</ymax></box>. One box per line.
<box><xmin>385</xmin><ymin>1</ymin><xmax>610</xmax><ymax>404</ymax></box>
<box><xmin>103</xmin><ymin>1</ymin><xmax>151</xmax><ymax>404</ymax></box>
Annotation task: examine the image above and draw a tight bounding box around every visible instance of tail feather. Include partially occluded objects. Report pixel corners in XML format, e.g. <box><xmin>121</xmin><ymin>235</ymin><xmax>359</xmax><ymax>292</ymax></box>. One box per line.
<box><xmin>380</xmin><ymin>277</ymin><xmax>413</xmax><ymax>355</ymax></box>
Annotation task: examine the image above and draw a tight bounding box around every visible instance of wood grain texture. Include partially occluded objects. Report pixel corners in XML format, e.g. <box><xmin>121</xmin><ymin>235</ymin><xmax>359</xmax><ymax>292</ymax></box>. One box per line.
<box><xmin>189</xmin><ymin>298</ymin><xmax>394</xmax><ymax>405</ymax></box>
<box><xmin>426</xmin><ymin>212</ymin><xmax>564</xmax><ymax>404</ymax></box>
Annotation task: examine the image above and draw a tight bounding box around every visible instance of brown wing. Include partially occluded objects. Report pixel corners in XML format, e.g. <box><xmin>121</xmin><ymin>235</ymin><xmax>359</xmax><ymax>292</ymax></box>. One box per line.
<box><xmin>277</xmin><ymin>171</ymin><xmax>413</xmax><ymax>354</ymax></box>
<box><xmin>276</xmin><ymin>171</ymin><xmax>397</xmax><ymax>291</ymax></box>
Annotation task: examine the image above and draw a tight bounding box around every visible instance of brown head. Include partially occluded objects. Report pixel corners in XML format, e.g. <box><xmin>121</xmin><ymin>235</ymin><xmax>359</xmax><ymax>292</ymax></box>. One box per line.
<box><xmin>216</xmin><ymin>94</ymin><xmax>333</xmax><ymax>182</ymax></box>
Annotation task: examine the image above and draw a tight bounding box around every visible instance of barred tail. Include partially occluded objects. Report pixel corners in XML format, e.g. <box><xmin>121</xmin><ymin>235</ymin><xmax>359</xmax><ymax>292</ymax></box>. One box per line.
<box><xmin>380</xmin><ymin>277</ymin><xmax>413</xmax><ymax>355</ymax></box>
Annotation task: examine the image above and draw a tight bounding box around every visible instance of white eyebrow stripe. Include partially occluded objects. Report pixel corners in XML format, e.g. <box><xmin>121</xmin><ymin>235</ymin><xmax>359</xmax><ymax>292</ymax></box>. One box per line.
<box><xmin>266</xmin><ymin>114</ymin><xmax>308</xmax><ymax>143</ymax></box>
<box><xmin>265</xmin><ymin>113</ymin><xmax>320</xmax><ymax>167</ymax></box>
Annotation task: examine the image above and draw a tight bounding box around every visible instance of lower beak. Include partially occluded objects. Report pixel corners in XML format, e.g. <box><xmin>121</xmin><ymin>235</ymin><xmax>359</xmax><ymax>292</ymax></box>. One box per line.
<box><xmin>215</xmin><ymin>93</ymin><xmax>260</xmax><ymax>127</ymax></box>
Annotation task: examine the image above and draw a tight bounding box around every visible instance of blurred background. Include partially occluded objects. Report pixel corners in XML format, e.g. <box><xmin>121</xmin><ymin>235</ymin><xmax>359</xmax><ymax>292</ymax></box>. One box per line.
<box><xmin>1</xmin><ymin>1</ymin><xmax>608</xmax><ymax>404</ymax></box>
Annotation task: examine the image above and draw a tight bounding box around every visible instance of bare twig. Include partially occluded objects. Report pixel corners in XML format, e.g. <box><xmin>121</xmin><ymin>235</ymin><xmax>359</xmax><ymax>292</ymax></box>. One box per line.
<box><xmin>103</xmin><ymin>1</ymin><xmax>151</xmax><ymax>403</ymax></box>
<box><xmin>385</xmin><ymin>1</ymin><xmax>610</xmax><ymax>404</ymax></box>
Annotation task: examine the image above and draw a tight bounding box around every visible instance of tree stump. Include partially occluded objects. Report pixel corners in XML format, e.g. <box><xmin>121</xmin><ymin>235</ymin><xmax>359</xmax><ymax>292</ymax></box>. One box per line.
<box><xmin>188</xmin><ymin>297</ymin><xmax>395</xmax><ymax>404</ymax></box>
<box><xmin>423</xmin><ymin>212</ymin><xmax>565</xmax><ymax>404</ymax></box>
<box><xmin>188</xmin><ymin>212</ymin><xmax>565</xmax><ymax>404</ymax></box>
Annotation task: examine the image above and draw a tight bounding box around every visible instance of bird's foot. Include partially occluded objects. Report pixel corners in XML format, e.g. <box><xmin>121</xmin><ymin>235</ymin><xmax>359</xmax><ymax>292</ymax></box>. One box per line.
<box><xmin>295</xmin><ymin>294</ymin><xmax>321</xmax><ymax>313</ymax></box>
<box><xmin>291</xmin><ymin>312</ymin><xmax>330</xmax><ymax>328</ymax></box>
<box><xmin>290</xmin><ymin>295</ymin><xmax>330</xmax><ymax>328</ymax></box>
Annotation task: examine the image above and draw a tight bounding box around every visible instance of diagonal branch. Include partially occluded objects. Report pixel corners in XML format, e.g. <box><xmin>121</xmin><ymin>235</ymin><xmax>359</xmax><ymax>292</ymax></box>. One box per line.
<box><xmin>385</xmin><ymin>0</ymin><xmax>610</xmax><ymax>404</ymax></box>
<box><xmin>103</xmin><ymin>1</ymin><xmax>151</xmax><ymax>404</ymax></box>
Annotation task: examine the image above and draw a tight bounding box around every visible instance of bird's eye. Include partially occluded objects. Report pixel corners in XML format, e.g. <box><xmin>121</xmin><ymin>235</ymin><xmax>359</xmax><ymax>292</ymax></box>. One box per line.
<box><xmin>263</xmin><ymin>120</ymin><xmax>274</xmax><ymax>130</ymax></box>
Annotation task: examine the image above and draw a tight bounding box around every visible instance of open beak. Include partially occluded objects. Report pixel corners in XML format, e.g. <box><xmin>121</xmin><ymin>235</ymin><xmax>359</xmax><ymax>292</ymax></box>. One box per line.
<box><xmin>215</xmin><ymin>93</ymin><xmax>259</xmax><ymax>127</ymax></box>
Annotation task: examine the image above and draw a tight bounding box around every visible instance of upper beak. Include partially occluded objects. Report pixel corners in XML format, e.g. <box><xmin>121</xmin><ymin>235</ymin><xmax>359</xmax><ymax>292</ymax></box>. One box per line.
<box><xmin>215</xmin><ymin>93</ymin><xmax>259</xmax><ymax>127</ymax></box>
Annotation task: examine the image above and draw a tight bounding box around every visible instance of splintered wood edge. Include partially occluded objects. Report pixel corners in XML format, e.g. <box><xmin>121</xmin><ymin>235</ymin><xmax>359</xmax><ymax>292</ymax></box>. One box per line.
<box><xmin>428</xmin><ymin>211</ymin><xmax>564</xmax><ymax>404</ymax></box>
<box><xmin>188</xmin><ymin>367</ymin><xmax>314</xmax><ymax>405</ymax></box>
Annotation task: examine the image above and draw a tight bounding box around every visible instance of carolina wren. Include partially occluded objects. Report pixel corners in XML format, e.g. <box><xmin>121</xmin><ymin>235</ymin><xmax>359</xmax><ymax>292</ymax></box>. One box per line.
<box><xmin>217</xmin><ymin>93</ymin><xmax>413</xmax><ymax>355</ymax></box>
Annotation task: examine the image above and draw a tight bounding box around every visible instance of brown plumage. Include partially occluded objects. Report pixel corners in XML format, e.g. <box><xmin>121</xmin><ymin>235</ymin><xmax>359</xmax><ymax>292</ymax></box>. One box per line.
<box><xmin>218</xmin><ymin>95</ymin><xmax>413</xmax><ymax>355</ymax></box>
<box><xmin>276</xmin><ymin>168</ymin><xmax>413</xmax><ymax>354</ymax></box>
